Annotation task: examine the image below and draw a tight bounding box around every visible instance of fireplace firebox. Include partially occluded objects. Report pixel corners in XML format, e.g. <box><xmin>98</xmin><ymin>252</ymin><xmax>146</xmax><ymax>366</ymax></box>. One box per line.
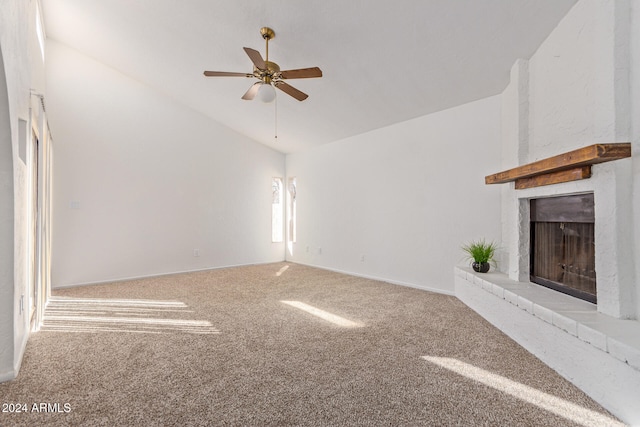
<box><xmin>530</xmin><ymin>194</ymin><xmax>596</xmax><ymax>303</ymax></box>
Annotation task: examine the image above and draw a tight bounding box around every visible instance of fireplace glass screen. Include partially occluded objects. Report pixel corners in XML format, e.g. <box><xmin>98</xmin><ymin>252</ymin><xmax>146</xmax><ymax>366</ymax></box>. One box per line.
<box><xmin>530</xmin><ymin>194</ymin><xmax>596</xmax><ymax>303</ymax></box>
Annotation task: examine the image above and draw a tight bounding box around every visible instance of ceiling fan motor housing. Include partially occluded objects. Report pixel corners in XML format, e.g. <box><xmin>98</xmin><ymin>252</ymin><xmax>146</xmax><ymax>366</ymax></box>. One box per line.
<box><xmin>258</xmin><ymin>61</ymin><xmax>281</xmax><ymax>84</ymax></box>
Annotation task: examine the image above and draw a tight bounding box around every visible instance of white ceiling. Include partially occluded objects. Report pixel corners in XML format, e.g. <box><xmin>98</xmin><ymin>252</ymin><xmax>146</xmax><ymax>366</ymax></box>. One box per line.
<box><xmin>42</xmin><ymin>0</ymin><xmax>577</xmax><ymax>154</ymax></box>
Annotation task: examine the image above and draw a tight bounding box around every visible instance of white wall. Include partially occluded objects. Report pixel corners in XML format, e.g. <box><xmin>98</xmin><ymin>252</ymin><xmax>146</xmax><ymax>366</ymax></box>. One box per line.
<box><xmin>632</xmin><ymin>0</ymin><xmax>640</xmax><ymax>318</ymax></box>
<box><xmin>47</xmin><ymin>41</ymin><xmax>286</xmax><ymax>287</ymax></box>
<box><xmin>0</xmin><ymin>0</ymin><xmax>46</xmax><ymax>381</ymax></box>
<box><xmin>285</xmin><ymin>96</ymin><xmax>502</xmax><ymax>294</ymax></box>
<box><xmin>500</xmin><ymin>0</ymin><xmax>638</xmax><ymax>318</ymax></box>
<box><xmin>528</xmin><ymin>0</ymin><xmax>630</xmax><ymax>158</ymax></box>
<box><xmin>0</xmin><ymin>26</ymin><xmax>15</xmax><ymax>381</ymax></box>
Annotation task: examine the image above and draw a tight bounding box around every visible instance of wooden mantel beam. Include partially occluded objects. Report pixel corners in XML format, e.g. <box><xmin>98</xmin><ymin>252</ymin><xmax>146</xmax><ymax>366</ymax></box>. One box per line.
<box><xmin>485</xmin><ymin>143</ymin><xmax>631</xmax><ymax>188</ymax></box>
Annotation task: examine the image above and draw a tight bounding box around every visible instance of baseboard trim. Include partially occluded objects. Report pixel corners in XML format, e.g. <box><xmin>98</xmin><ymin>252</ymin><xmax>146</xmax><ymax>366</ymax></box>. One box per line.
<box><xmin>0</xmin><ymin>369</ymin><xmax>17</xmax><ymax>383</ymax></box>
<box><xmin>52</xmin><ymin>260</ymin><xmax>286</xmax><ymax>289</ymax></box>
<box><xmin>1</xmin><ymin>318</ymin><xmax>31</xmax><ymax>384</ymax></box>
<box><xmin>289</xmin><ymin>261</ymin><xmax>455</xmax><ymax>296</ymax></box>
<box><xmin>11</xmin><ymin>330</ymin><xmax>28</xmax><ymax>380</ymax></box>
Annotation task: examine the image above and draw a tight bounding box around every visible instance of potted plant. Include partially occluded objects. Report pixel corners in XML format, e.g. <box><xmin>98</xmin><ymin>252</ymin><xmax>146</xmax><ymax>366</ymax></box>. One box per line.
<box><xmin>462</xmin><ymin>239</ymin><xmax>497</xmax><ymax>273</ymax></box>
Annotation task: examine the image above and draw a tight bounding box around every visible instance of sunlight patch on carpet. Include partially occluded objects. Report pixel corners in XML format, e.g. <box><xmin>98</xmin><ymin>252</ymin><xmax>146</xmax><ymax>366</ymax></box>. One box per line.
<box><xmin>281</xmin><ymin>300</ymin><xmax>364</xmax><ymax>328</ymax></box>
<box><xmin>421</xmin><ymin>356</ymin><xmax>624</xmax><ymax>427</ymax></box>
<box><xmin>41</xmin><ymin>296</ymin><xmax>219</xmax><ymax>334</ymax></box>
<box><xmin>276</xmin><ymin>265</ymin><xmax>289</xmax><ymax>276</ymax></box>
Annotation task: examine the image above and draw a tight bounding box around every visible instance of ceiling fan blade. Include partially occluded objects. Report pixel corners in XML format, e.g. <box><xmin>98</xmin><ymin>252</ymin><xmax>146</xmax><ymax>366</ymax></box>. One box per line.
<box><xmin>275</xmin><ymin>81</ymin><xmax>308</xmax><ymax>101</ymax></box>
<box><xmin>241</xmin><ymin>82</ymin><xmax>262</xmax><ymax>100</ymax></box>
<box><xmin>243</xmin><ymin>47</ymin><xmax>266</xmax><ymax>70</ymax></box>
<box><xmin>280</xmin><ymin>67</ymin><xmax>323</xmax><ymax>79</ymax></box>
<box><xmin>204</xmin><ymin>71</ymin><xmax>252</xmax><ymax>77</ymax></box>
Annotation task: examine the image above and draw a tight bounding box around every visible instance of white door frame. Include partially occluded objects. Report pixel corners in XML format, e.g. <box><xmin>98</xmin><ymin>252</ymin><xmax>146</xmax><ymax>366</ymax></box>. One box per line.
<box><xmin>28</xmin><ymin>98</ymin><xmax>52</xmax><ymax>331</ymax></box>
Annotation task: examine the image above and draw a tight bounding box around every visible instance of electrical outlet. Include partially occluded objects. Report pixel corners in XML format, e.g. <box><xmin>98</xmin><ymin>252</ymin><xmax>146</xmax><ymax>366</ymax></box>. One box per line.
<box><xmin>360</xmin><ymin>254</ymin><xmax>365</xmax><ymax>262</ymax></box>
<box><xmin>193</xmin><ymin>249</ymin><xmax>200</xmax><ymax>257</ymax></box>
<box><xmin>318</xmin><ymin>247</ymin><xmax>322</xmax><ymax>255</ymax></box>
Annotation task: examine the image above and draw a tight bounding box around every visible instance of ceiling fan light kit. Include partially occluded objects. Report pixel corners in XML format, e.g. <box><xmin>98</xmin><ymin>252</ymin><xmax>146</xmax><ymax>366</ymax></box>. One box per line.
<box><xmin>258</xmin><ymin>83</ymin><xmax>276</xmax><ymax>103</ymax></box>
<box><xmin>203</xmin><ymin>27</ymin><xmax>322</xmax><ymax>102</ymax></box>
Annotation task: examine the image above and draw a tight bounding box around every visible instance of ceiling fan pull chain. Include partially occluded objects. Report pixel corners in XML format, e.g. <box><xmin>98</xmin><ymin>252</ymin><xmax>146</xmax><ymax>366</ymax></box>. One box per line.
<box><xmin>274</xmin><ymin>93</ymin><xmax>278</xmax><ymax>140</ymax></box>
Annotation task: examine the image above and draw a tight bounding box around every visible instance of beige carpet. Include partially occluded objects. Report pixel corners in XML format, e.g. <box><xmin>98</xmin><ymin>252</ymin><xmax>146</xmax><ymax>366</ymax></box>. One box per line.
<box><xmin>0</xmin><ymin>262</ymin><xmax>623</xmax><ymax>426</ymax></box>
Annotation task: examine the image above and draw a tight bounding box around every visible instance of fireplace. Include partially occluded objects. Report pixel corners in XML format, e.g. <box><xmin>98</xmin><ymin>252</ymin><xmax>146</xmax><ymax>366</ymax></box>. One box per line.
<box><xmin>530</xmin><ymin>194</ymin><xmax>596</xmax><ymax>303</ymax></box>
<box><xmin>484</xmin><ymin>143</ymin><xmax>632</xmax><ymax>316</ymax></box>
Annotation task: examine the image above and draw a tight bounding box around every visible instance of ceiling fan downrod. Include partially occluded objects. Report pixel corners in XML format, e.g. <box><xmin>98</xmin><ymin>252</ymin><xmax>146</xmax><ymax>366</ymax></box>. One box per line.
<box><xmin>260</xmin><ymin>27</ymin><xmax>275</xmax><ymax>64</ymax></box>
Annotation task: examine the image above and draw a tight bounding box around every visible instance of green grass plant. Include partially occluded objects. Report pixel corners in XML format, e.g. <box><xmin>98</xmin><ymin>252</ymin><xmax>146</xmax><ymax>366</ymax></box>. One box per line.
<box><xmin>462</xmin><ymin>239</ymin><xmax>497</xmax><ymax>265</ymax></box>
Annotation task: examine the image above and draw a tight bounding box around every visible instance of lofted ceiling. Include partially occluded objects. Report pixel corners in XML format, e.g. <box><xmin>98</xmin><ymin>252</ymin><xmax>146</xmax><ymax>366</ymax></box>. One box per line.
<box><xmin>42</xmin><ymin>0</ymin><xmax>577</xmax><ymax>154</ymax></box>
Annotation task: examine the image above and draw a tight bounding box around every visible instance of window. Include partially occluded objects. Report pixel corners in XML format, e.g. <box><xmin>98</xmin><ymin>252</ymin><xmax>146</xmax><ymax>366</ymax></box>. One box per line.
<box><xmin>36</xmin><ymin>2</ymin><xmax>45</xmax><ymax>62</ymax></box>
<box><xmin>272</xmin><ymin>177</ymin><xmax>283</xmax><ymax>242</ymax></box>
<box><xmin>287</xmin><ymin>177</ymin><xmax>297</xmax><ymax>244</ymax></box>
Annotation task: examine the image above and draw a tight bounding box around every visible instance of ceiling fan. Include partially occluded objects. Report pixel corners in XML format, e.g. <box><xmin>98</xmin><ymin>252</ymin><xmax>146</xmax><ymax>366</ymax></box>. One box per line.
<box><xmin>203</xmin><ymin>27</ymin><xmax>322</xmax><ymax>102</ymax></box>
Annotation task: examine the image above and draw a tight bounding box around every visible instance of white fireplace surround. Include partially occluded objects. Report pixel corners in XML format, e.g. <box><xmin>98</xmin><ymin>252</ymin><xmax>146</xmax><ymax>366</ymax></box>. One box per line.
<box><xmin>458</xmin><ymin>147</ymin><xmax>640</xmax><ymax>424</ymax></box>
<box><xmin>463</xmin><ymin>160</ymin><xmax>640</xmax><ymax>424</ymax></box>
<box><xmin>505</xmin><ymin>160</ymin><xmax>635</xmax><ymax>319</ymax></box>
<box><xmin>457</xmin><ymin>159</ymin><xmax>640</xmax><ymax>423</ymax></box>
